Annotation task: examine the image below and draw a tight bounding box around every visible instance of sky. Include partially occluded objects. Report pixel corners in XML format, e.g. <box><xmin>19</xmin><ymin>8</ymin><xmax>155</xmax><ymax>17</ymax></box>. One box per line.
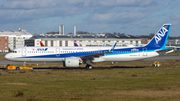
<box><xmin>0</xmin><ymin>0</ymin><xmax>180</xmax><ymax>36</ymax></box>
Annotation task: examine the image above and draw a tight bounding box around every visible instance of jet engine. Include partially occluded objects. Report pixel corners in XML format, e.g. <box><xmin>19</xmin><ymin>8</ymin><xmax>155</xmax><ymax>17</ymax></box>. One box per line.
<box><xmin>63</xmin><ymin>58</ymin><xmax>80</xmax><ymax>67</ymax></box>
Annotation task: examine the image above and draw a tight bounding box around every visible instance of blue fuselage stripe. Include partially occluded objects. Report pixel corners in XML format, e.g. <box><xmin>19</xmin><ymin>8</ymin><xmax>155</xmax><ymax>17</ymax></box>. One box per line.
<box><xmin>18</xmin><ymin>47</ymin><xmax>156</xmax><ymax>58</ymax></box>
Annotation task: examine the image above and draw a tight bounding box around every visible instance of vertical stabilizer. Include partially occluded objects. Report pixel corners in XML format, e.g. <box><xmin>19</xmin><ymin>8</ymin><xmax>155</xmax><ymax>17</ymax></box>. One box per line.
<box><xmin>40</xmin><ymin>41</ymin><xmax>45</xmax><ymax>47</ymax></box>
<box><xmin>146</xmin><ymin>24</ymin><xmax>171</xmax><ymax>49</ymax></box>
<box><xmin>74</xmin><ymin>42</ymin><xmax>79</xmax><ymax>47</ymax></box>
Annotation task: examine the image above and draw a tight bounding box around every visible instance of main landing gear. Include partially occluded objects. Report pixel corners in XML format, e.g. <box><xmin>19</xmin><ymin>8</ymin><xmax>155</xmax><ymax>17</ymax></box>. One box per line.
<box><xmin>86</xmin><ymin>64</ymin><xmax>92</xmax><ymax>69</ymax></box>
<box><xmin>85</xmin><ymin>60</ymin><xmax>93</xmax><ymax>69</ymax></box>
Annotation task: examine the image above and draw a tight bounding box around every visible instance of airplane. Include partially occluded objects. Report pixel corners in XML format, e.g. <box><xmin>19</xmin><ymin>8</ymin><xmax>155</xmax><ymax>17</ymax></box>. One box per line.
<box><xmin>5</xmin><ymin>24</ymin><xmax>173</xmax><ymax>69</ymax></box>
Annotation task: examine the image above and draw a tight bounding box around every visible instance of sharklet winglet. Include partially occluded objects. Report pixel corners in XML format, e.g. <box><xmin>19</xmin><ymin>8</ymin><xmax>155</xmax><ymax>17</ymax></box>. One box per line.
<box><xmin>110</xmin><ymin>42</ymin><xmax>117</xmax><ymax>52</ymax></box>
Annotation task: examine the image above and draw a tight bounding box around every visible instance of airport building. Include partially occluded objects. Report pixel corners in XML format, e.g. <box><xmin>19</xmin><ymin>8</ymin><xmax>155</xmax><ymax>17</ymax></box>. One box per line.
<box><xmin>167</xmin><ymin>39</ymin><xmax>180</xmax><ymax>45</ymax></box>
<box><xmin>0</xmin><ymin>36</ymin><xmax>9</xmax><ymax>52</ymax></box>
<box><xmin>25</xmin><ymin>33</ymin><xmax>144</xmax><ymax>47</ymax></box>
<box><xmin>25</xmin><ymin>25</ymin><xmax>147</xmax><ymax>47</ymax></box>
<box><xmin>0</xmin><ymin>29</ymin><xmax>32</xmax><ymax>51</ymax></box>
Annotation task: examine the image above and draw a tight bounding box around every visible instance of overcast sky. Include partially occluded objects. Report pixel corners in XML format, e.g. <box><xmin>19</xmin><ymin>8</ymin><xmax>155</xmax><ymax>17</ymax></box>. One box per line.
<box><xmin>0</xmin><ymin>0</ymin><xmax>179</xmax><ymax>36</ymax></box>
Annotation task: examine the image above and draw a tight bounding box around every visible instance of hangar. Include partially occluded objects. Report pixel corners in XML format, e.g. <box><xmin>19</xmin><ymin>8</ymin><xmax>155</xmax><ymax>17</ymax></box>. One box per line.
<box><xmin>25</xmin><ymin>33</ymin><xmax>144</xmax><ymax>47</ymax></box>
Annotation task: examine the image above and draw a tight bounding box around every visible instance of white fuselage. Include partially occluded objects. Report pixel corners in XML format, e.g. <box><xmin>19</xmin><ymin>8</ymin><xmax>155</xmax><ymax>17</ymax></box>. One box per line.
<box><xmin>5</xmin><ymin>46</ymin><xmax>159</xmax><ymax>63</ymax></box>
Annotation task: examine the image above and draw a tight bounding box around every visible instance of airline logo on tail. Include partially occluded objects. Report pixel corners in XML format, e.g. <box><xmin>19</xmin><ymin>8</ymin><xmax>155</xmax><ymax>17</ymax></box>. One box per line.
<box><xmin>155</xmin><ymin>26</ymin><xmax>168</xmax><ymax>44</ymax></box>
<box><xmin>40</xmin><ymin>41</ymin><xmax>45</xmax><ymax>47</ymax></box>
<box><xmin>74</xmin><ymin>42</ymin><xmax>79</xmax><ymax>47</ymax></box>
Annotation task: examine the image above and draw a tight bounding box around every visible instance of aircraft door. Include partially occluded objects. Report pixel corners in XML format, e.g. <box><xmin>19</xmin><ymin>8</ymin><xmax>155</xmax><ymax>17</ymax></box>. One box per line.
<box><xmin>56</xmin><ymin>48</ymin><xmax>60</xmax><ymax>57</ymax></box>
<box><xmin>143</xmin><ymin>48</ymin><xmax>147</xmax><ymax>56</ymax></box>
<box><xmin>22</xmin><ymin>48</ymin><xmax>26</xmax><ymax>56</ymax></box>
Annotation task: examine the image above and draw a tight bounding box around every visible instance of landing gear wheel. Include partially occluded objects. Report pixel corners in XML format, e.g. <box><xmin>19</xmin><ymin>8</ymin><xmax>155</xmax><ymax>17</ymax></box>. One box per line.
<box><xmin>86</xmin><ymin>65</ymin><xmax>93</xmax><ymax>70</ymax></box>
<box><xmin>15</xmin><ymin>67</ymin><xmax>20</xmax><ymax>70</ymax></box>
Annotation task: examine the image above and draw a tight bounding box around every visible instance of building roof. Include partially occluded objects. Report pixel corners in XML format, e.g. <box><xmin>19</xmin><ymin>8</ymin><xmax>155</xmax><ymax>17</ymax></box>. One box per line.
<box><xmin>0</xmin><ymin>30</ymin><xmax>32</xmax><ymax>36</ymax></box>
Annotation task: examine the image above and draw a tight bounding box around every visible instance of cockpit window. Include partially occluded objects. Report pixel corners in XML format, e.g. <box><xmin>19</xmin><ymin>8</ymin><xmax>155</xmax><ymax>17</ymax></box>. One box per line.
<box><xmin>11</xmin><ymin>51</ymin><xmax>17</xmax><ymax>53</ymax></box>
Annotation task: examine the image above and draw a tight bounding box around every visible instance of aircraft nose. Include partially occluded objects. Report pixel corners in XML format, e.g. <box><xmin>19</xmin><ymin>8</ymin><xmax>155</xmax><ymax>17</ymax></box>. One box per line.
<box><xmin>5</xmin><ymin>54</ymin><xmax>11</xmax><ymax>60</ymax></box>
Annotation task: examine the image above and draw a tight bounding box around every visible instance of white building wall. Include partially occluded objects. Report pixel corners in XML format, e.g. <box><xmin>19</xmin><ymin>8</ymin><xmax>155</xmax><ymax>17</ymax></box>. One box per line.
<box><xmin>42</xmin><ymin>40</ymin><xmax>45</xmax><ymax>46</ymax></box>
<box><xmin>9</xmin><ymin>37</ymin><xmax>14</xmax><ymax>49</ymax></box>
<box><xmin>47</xmin><ymin>41</ymin><xmax>51</xmax><ymax>47</ymax></box>
<box><xmin>39</xmin><ymin>37</ymin><xmax>142</xmax><ymax>47</ymax></box>
<box><xmin>68</xmin><ymin>40</ymin><xmax>74</xmax><ymax>46</ymax></box>
<box><xmin>0</xmin><ymin>31</ymin><xmax>32</xmax><ymax>50</ymax></box>
<box><xmin>56</xmin><ymin>40</ymin><xmax>59</xmax><ymax>46</ymax></box>
<box><xmin>62</xmin><ymin>40</ymin><xmax>65</xmax><ymax>46</ymax></box>
<box><xmin>167</xmin><ymin>39</ymin><xmax>180</xmax><ymax>45</ymax></box>
<box><xmin>34</xmin><ymin>39</ymin><xmax>41</xmax><ymax>47</ymax></box>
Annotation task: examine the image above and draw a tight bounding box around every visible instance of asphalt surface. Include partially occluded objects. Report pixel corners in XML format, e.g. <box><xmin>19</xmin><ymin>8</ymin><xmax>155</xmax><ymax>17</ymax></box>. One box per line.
<box><xmin>145</xmin><ymin>56</ymin><xmax>180</xmax><ymax>60</ymax></box>
<box><xmin>0</xmin><ymin>61</ymin><xmax>24</xmax><ymax>65</ymax></box>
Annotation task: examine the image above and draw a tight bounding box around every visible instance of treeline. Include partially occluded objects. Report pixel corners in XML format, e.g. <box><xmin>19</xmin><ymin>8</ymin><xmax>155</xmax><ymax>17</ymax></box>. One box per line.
<box><xmin>46</xmin><ymin>31</ymin><xmax>179</xmax><ymax>39</ymax></box>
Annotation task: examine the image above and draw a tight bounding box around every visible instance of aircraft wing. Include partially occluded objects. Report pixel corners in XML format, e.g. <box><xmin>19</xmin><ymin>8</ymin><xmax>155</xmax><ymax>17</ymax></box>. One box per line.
<box><xmin>80</xmin><ymin>43</ymin><xmax>117</xmax><ymax>60</ymax></box>
<box><xmin>80</xmin><ymin>51</ymin><xmax>110</xmax><ymax>60</ymax></box>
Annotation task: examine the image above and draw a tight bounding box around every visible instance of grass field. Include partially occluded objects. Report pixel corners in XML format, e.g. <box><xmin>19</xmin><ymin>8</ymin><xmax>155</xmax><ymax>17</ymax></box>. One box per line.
<box><xmin>1</xmin><ymin>68</ymin><xmax>180</xmax><ymax>101</ymax></box>
<box><xmin>0</xmin><ymin>54</ymin><xmax>6</xmax><ymax>61</ymax></box>
<box><xmin>0</xmin><ymin>52</ymin><xmax>180</xmax><ymax>101</ymax></box>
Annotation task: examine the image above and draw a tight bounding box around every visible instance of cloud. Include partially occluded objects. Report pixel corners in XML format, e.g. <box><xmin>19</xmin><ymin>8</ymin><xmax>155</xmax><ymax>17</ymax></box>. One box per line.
<box><xmin>0</xmin><ymin>0</ymin><xmax>89</xmax><ymax>23</ymax></box>
<box><xmin>171</xmin><ymin>13</ymin><xmax>180</xmax><ymax>25</ymax></box>
<box><xmin>0</xmin><ymin>0</ymin><xmax>60</xmax><ymax>9</ymax></box>
<box><xmin>0</xmin><ymin>0</ymin><xmax>179</xmax><ymax>36</ymax></box>
<box><xmin>86</xmin><ymin>11</ymin><xmax>149</xmax><ymax>24</ymax></box>
<box><xmin>88</xmin><ymin>0</ymin><xmax>156</xmax><ymax>7</ymax></box>
<box><xmin>0</xmin><ymin>0</ymin><xmax>155</xmax><ymax>23</ymax></box>
<box><xmin>0</xmin><ymin>0</ymin><xmax>156</xmax><ymax>9</ymax></box>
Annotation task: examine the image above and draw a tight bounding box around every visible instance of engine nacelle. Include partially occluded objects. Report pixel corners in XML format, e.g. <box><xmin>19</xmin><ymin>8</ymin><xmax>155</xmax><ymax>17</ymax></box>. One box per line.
<box><xmin>63</xmin><ymin>58</ymin><xmax>80</xmax><ymax>67</ymax></box>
